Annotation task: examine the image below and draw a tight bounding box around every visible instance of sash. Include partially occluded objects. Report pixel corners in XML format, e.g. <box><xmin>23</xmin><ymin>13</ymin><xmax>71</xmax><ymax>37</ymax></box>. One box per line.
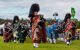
<box><xmin>65</xmin><ymin>22</ymin><xmax>72</xmax><ymax>32</ymax></box>
<box><xmin>32</xmin><ymin>15</ymin><xmax>40</xmax><ymax>33</ymax></box>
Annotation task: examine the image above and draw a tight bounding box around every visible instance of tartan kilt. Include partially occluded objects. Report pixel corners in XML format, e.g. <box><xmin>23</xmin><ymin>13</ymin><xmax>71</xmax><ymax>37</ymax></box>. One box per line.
<box><xmin>3</xmin><ymin>32</ymin><xmax>12</xmax><ymax>41</ymax></box>
<box><xmin>13</xmin><ymin>31</ymin><xmax>18</xmax><ymax>38</ymax></box>
<box><xmin>32</xmin><ymin>31</ymin><xmax>42</xmax><ymax>42</ymax></box>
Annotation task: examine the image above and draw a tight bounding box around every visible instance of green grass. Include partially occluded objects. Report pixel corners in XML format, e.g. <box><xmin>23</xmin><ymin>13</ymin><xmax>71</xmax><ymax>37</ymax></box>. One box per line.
<box><xmin>0</xmin><ymin>36</ymin><xmax>80</xmax><ymax>50</ymax></box>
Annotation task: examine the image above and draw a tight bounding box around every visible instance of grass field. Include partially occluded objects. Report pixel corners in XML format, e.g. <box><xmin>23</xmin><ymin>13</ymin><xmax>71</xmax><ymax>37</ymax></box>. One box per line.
<box><xmin>0</xmin><ymin>36</ymin><xmax>80</xmax><ymax>50</ymax></box>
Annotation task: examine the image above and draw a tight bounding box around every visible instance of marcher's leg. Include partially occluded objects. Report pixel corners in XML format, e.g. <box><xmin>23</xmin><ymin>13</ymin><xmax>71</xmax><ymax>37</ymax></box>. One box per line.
<box><xmin>48</xmin><ymin>33</ymin><xmax>53</xmax><ymax>43</ymax></box>
<box><xmin>53</xmin><ymin>32</ymin><xmax>57</xmax><ymax>44</ymax></box>
<box><xmin>14</xmin><ymin>37</ymin><xmax>16</xmax><ymax>42</ymax></box>
<box><xmin>33</xmin><ymin>33</ymin><xmax>39</xmax><ymax>48</ymax></box>
<box><xmin>46</xmin><ymin>33</ymin><xmax>51</xmax><ymax>43</ymax></box>
<box><xmin>13</xmin><ymin>32</ymin><xmax>17</xmax><ymax>42</ymax></box>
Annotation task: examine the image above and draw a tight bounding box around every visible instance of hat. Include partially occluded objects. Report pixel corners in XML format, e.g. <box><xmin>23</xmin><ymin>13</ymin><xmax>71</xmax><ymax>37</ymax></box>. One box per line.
<box><xmin>28</xmin><ymin>3</ymin><xmax>40</xmax><ymax>18</ymax></box>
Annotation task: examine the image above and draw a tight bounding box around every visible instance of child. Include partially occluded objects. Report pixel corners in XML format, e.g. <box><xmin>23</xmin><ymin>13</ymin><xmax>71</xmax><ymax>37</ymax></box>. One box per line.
<box><xmin>52</xmin><ymin>21</ymin><xmax>59</xmax><ymax>44</ymax></box>
<box><xmin>46</xmin><ymin>21</ymin><xmax>56</xmax><ymax>44</ymax></box>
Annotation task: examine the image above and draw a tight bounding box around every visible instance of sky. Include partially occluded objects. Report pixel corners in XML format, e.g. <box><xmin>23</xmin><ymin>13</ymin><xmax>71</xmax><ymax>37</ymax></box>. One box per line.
<box><xmin>0</xmin><ymin>0</ymin><xmax>80</xmax><ymax>20</ymax></box>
